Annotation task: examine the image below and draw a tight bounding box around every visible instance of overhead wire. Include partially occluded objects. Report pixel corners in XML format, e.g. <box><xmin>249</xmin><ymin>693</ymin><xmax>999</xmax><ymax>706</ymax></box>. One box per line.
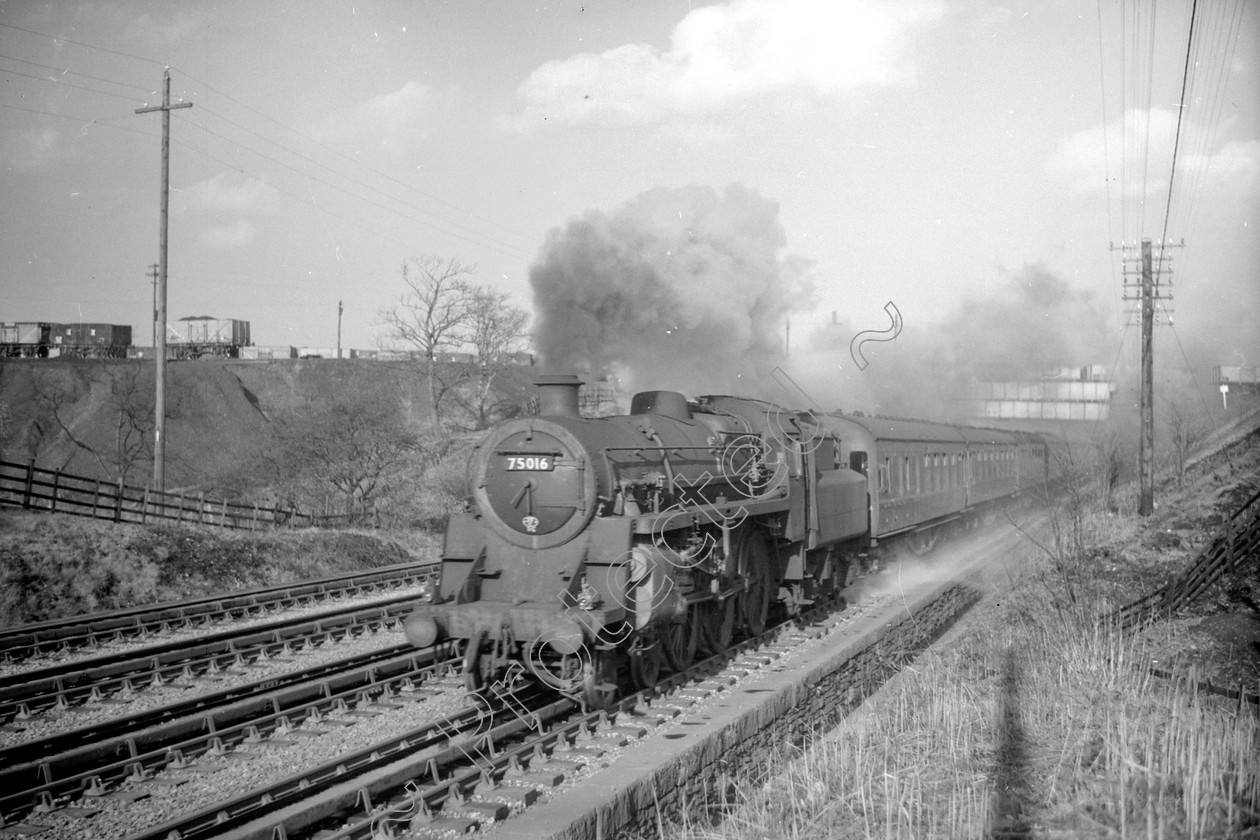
<box><xmin>1104</xmin><ymin>1</ymin><xmax>1250</xmax><ymax>424</ymax></box>
<box><xmin>170</xmin><ymin>123</ymin><xmax>529</xmax><ymax>264</ymax></box>
<box><xmin>0</xmin><ymin>21</ymin><xmax>535</xmax><ymax>270</ymax></box>
<box><xmin>0</xmin><ymin>100</ymin><xmax>150</xmax><ymax>134</ymax></box>
<box><xmin>0</xmin><ymin>22</ymin><xmax>166</xmax><ymax>69</ymax></box>
<box><xmin>1156</xmin><ymin>0</ymin><xmax>1197</xmax><ymax>265</ymax></box>
<box><xmin>180</xmin><ymin>102</ymin><xmax>530</xmax><ymax>260</ymax></box>
<box><xmin>0</xmin><ymin>63</ymin><xmax>148</xmax><ymax>104</ymax></box>
<box><xmin>0</xmin><ymin>52</ymin><xmax>154</xmax><ymax>94</ymax></box>
<box><xmin>171</xmin><ymin>68</ymin><xmax>531</xmax><ymax>244</ymax></box>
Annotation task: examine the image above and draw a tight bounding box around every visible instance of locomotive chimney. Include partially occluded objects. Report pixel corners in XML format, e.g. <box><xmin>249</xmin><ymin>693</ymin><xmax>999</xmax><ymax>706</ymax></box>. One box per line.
<box><xmin>535</xmin><ymin>374</ymin><xmax>583</xmax><ymax>418</ymax></box>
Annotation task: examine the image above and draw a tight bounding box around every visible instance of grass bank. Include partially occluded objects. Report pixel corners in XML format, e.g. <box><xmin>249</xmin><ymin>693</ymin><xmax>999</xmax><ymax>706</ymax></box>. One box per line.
<box><xmin>669</xmin><ymin>494</ymin><xmax>1259</xmax><ymax>838</ymax></box>
<box><xmin>0</xmin><ymin>510</ymin><xmax>438</xmax><ymax>626</ymax></box>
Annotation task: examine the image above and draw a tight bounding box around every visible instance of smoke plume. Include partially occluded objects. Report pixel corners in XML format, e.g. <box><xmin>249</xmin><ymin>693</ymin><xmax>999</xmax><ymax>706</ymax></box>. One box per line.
<box><xmin>796</xmin><ymin>263</ymin><xmax>1113</xmax><ymax>419</ymax></box>
<box><xmin>529</xmin><ymin>184</ymin><xmax>814</xmax><ymax>396</ymax></box>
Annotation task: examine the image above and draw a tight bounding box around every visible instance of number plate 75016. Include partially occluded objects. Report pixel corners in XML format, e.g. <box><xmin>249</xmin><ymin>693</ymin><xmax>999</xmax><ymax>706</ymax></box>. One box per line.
<box><xmin>504</xmin><ymin>455</ymin><xmax>554</xmax><ymax>471</ymax></box>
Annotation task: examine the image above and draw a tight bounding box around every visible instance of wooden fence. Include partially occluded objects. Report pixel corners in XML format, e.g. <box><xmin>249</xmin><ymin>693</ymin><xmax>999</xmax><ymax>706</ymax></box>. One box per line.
<box><xmin>1111</xmin><ymin>486</ymin><xmax>1260</xmax><ymax>629</ymax></box>
<box><xmin>0</xmin><ymin>460</ymin><xmax>376</xmax><ymax>531</ymax></box>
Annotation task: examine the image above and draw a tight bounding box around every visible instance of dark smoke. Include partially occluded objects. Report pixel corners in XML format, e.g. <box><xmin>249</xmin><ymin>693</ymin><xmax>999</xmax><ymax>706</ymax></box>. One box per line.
<box><xmin>806</xmin><ymin>263</ymin><xmax>1113</xmax><ymax>419</ymax></box>
<box><xmin>529</xmin><ymin>184</ymin><xmax>814</xmax><ymax>396</ymax></box>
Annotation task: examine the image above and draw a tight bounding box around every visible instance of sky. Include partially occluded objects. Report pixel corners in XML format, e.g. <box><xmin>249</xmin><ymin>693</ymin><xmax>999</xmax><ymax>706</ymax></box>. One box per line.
<box><xmin>1</xmin><ymin>0</ymin><xmax>1256</xmax><ymax>413</ymax></box>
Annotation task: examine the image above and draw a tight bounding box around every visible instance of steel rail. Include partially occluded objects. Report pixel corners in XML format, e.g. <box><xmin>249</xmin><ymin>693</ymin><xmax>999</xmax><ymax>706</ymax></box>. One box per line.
<box><xmin>1</xmin><ymin>642</ymin><xmax>426</xmax><ymax>768</ymax></box>
<box><xmin>0</xmin><ymin>596</ymin><xmax>421</xmax><ymax>723</ymax></box>
<box><xmin>117</xmin><ymin>696</ymin><xmax>521</xmax><ymax>840</ymax></box>
<box><xmin>0</xmin><ymin>648</ymin><xmax>460</xmax><ymax>825</ymax></box>
<box><xmin>241</xmin><ymin>602</ymin><xmax>869</xmax><ymax>840</ymax></box>
<box><xmin>0</xmin><ymin>562</ymin><xmax>438</xmax><ymax>660</ymax></box>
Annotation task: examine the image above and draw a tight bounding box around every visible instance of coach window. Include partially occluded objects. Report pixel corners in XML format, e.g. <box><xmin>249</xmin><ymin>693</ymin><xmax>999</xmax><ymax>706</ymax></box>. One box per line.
<box><xmin>879</xmin><ymin>457</ymin><xmax>890</xmax><ymax>495</ymax></box>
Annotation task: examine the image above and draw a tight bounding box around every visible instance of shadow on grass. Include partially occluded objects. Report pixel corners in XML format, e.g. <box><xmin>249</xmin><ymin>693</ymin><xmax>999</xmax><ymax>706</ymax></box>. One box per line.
<box><xmin>990</xmin><ymin>644</ymin><xmax>1033</xmax><ymax>839</ymax></box>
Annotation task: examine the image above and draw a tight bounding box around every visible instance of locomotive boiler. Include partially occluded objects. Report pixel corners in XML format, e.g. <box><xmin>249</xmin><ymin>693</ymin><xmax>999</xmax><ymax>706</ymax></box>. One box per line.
<box><xmin>403</xmin><ymin>374</ymin><xmax>872</xmax><ymax>707</ymax></box>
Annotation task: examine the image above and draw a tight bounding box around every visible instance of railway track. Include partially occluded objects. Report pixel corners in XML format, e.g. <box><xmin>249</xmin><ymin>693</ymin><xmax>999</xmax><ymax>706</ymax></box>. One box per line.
<box><xmin>0</xmin><ymin>586</ymin><xmax>823</xmax><ymax>840</ymax></box>
<box><xmin>0</xmin><ymin>593</ymin><xmax>423</xmax><ymax>724</ymax></box>
<box><xmin>111</xmin><ymin>628</ymin><xmax>791</xmax><ymax>840</ymax></box>
<box><xmin>0</xmin><ymin>561</ymin><xmax>437</xmax><ymax>661</ymax></box>
<box><xmin>0</xmin><ymin>643</ymin><xmax>460</xmax><ymax>828</ymax></box>
<box><xmin>0</xmin><ymin>554</ymin><xmax>987</xmax><ymax>840</ymax></box>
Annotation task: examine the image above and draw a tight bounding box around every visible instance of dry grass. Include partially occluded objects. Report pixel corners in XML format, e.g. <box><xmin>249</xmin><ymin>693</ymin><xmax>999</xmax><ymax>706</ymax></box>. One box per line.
<box><xmin>666</xmin><ymin>505</ymin><xmax>1260</xmax><ymax>839</ymax></box>
<box><xmin>0</xmin><ymin>510</ymin><xmax>437</xmax><ymax>625</ymax></box>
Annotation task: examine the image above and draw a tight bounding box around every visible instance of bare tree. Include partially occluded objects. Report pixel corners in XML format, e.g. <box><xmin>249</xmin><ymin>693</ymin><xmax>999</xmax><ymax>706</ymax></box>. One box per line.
<box><xmin>1093</xmin><ymin>423</ymin><xmax>1128</xmax><ymax>513</ymax></box>
<box><xmin>277</xmin><ymin>384</ymin><xmax>420</xmax><ymax>515</ymax></box>
<box><xmin>462</xmin><ymin>287</ymin><xmax>530</xmax><ymax>429</ymax></box>
<box><xmin>31</xmin><ymin>363</ymin><xmax>155</xmax><ymax>484</ymax></box>
<box><xmin>378</xmin><ymin>255</ymin><xmax>477</xmax><ymax>429</ymax></box>
<box><xmin>1163</xmin><ymin>396</ymin><xmax>1207</xmax><ymax>488</ymax></box>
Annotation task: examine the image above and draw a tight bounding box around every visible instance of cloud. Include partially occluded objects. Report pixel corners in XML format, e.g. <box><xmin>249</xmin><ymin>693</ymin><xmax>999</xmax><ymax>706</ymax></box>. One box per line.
<box><xmin>1046</xmin><ymin>108</ymin><xmax>1260</xmax><ymax>195</ymax></box>
<box><xmin>504</xmin><ymin>0</ymin><xmax>945</xmax><ymax>129</ymax></box>
<box><xmin>1209</xmin><ymin>139</ymin><xmax>1260</xmax><ymax>180</ymax></box>
<box><xmin>186</xmin><ymin>173</ymin><xmax>278</xmax><ymax>214</ymax></box>
<box><xmin>316</xmin><ymin>81</ymin><xmax>437</xmax><ymax>153</ymax></box>
<box><xmin>198</xmin><ymin>220</ymin><xmax>256</xmax><ymax>250</ymax></box>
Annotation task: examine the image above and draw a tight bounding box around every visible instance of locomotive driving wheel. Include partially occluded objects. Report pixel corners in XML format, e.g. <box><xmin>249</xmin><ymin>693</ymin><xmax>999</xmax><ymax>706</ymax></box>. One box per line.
<box><xmin>735</xmin><ymin>529</ymin><xmax>772</xmax><ymax>636</ymax></box>
<box><xmin>628</xmin><ymin>633</ymin><xmax>663</xmax><ymax>690</ymax></box>
<box><xmin>662</xmin><ymin>609</ymin><xmax>698</xmax><ymax>672</ymax></box>
<box><xmin>696</xmin><ymin>597</ymin><xmax>734</xmax><ymax>656</ymax></box>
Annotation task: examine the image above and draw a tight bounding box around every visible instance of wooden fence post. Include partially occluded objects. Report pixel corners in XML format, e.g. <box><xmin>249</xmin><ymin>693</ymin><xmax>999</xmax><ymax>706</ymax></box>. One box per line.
<box><xmin>141</xmin><ymin>488</ymin><xmax>149</xmax><ymax>524</ymax></box>
<box><xmin>92</xmin><ymin>478</ymin><xmax>101</xmax><ymax>517</ymax></box>
<box><xmin>114</xmin><ymin>477</ymin><xmax>124</xmax><ymax>523</ymax></box>
<box><xmin>50</xmin><ymin>470</ymin><xmax>61</xmax><ymax>512</ymax></box>
<box><xmin>1225</xmin><ymin>514</ymin><xmax>1235</xmax><ymax>573</ymax></box>
<box><xmin>23</xmin><ymin>460</ymin><xmax>34</xmax><ymax>510</ymax></box>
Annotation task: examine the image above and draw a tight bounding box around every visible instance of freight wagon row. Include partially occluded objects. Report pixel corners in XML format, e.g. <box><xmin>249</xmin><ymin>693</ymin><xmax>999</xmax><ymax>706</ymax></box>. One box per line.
<box><xmin>1</xmin><ymin>317</ymin><xmax>249</xmax><ymax>359</ymax></box>
<box><xmin>4</xmin><ymin>316</ymin><xmax>536</xmax><ymax>367</ymax></box>
<box><xmin>1</xmin><ymin>322</ymin><xmax>132</xmax><ymax>358</ymax></box>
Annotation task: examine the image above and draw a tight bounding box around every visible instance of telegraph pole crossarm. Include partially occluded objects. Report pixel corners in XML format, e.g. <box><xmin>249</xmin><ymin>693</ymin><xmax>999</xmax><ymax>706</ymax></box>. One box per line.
<box><xmin>1111</xmin><ymin>238</ymin><xmax>1183</xmax><ymax>517</ymax></box>
<box><xmin>135</xmin><ymin>68</ymin><xmax>192</xmax><ymax>495</ymax></box>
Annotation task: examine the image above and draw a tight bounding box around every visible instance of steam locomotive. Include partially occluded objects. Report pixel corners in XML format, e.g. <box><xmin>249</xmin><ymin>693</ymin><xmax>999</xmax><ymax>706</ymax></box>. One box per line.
<box><xmin>403</xmin><ymin>375</ymin><xmax>1049</xmax><ymax>707</ymax></box>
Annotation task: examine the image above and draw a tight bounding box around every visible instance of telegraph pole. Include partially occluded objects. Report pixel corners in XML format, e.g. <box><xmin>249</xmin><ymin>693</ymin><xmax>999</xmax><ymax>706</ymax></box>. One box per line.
<box><xmin>136</xmin><ymin>69</ymin><xmax>192</xmax><ymax>494</ymax></box>
<box><xmin>1114</xmin><ymin>238</ymin><xmax>1181</xmax><ymax>516</ymax></box>
<box><xmin>147</xmin><ymin>264</ymin><xmax>159</xmax><ymax>349</ymax></box>
<box><xmin>1138</xmin><ymin>241</ymin><xmax>1155</xmax><ymax>515</ymax></box>
<box><xmin>337</xmin><ymin>300</ymin><xmax>344</xmax><ymax>359</ymax></box>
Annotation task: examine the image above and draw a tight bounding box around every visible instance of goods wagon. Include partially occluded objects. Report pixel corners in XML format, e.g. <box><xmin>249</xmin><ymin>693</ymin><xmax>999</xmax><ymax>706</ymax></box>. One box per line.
<box><xmin>168</xmin><ymin>316</ymin><xmax>251</xmax><ymax>359</ymax></box>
